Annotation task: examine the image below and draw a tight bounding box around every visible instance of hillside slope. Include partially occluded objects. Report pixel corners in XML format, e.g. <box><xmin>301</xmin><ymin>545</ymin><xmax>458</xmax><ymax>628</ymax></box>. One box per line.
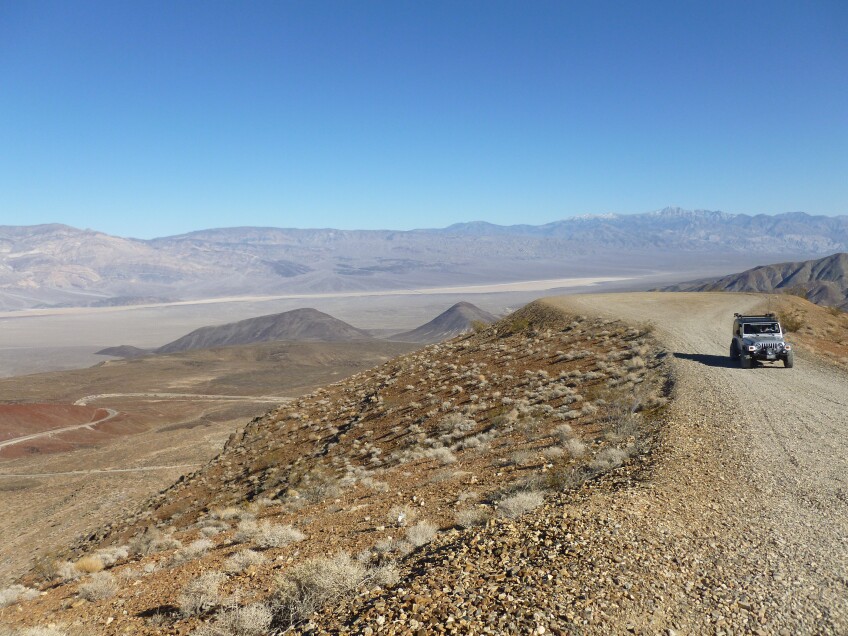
<box><xmin>156</xmin><ymin>308</ymin><xmax>373</xmax><ymax>354</ymax></box>
<box><xmin>664</xmin><ymin>252</ymin><xmax>848</xmax><ymax>309</ymax></box>
<box><xmin>1</xmin><ymin>302</ymin><xmax>669</xmax><ymax>634</ymax></box>
<box><xmin>388</xmin><ymin>301</ymin><xmax>498</xmax><ymax>343</ymax></box>
<box><xmin>2</xmin><ymin>293</ymin><xmax>846</xmax><ymax>635</ymax></box>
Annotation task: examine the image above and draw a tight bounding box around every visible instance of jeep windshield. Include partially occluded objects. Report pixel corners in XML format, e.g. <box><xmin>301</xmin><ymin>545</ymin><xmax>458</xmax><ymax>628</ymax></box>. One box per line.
<box><xmin>743</xmin><ymin>322</ymin><xmax>780</xmax><ymax>335</ymax></box>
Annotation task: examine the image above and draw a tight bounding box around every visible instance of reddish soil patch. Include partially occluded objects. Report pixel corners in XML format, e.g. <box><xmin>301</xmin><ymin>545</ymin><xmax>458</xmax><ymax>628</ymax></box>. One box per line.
<box><xmin>0</xmin><ymin>403</ymin><xmax>111</xmax><ymax>459</ymax></box>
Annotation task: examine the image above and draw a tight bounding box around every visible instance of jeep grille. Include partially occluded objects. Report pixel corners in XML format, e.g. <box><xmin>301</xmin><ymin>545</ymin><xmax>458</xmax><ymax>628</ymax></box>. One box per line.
<box><xmin>760</xmin><ymin>342</ymin><xmax>782</xmax><ymax>351</ymax></box>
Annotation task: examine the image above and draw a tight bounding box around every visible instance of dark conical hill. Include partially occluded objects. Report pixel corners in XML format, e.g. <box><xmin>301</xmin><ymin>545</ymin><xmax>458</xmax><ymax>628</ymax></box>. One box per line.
<box><xmin>156</xmin><ymin>307</ymin><xmax>373</xmax><ymax>354</ymax></box>
<box><xmin>389</xmin><ymin>301</ymin><xmax>498</xmax><ymax>343</ymax></box>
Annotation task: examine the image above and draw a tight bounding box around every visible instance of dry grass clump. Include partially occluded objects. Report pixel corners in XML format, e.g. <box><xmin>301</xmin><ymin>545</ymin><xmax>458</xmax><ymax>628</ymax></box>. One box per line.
<box><xmin>93</xmin><ymin>545</ymin><xmax>129</xmax><ymax>568</ymax></box>
<box><xmin>77</xmin><ymin>572</ymin><xmax>118</xmax><ymax>601</ymax></box>
<box><xmin>224</xmin><ymin>549</ymin><xmax>267</xmax><ymax>574</ymax></box>
<box><xmin>178</xmin><ymin>571</ymin><xmax>228</xmax><ymax>617</ymax></box>
<box><xmin>564</xmin><ymin>438</ymin><xmax>587</xmax><ymax>458</ymax></box>
<box><xmin>497</xmin><ymin>491</ymin><xmax>544</xmax><ymax>518</ymax></box>
<box><xmin>424</xmin><ymin>446</ymin><xmax>457</xmax><ymax>465</ymax></box>
<box><xmin>55</xmin><ymin>561</ymin><xmax>81</xmax><ymax>582</ymax></box>
<box><xmin>405</xmin><ymin>521</ymin><xmax>438</xmax><ymax>547</ymax></box>
<box><xmin>171</xmin><ymin>539</ymin><xmax>215</xmax><ymax>565</ymax></box>
<box><xmin>8</xmin><ymin>628</ymin><xmax>69</xmax><ymax>636</ymax></box>
<box><xmin>234</xmin><ymin>520</ymin><xmax>305</xmax><ymax>549</ymax></box>
<box><xmin>273</xmin><ymin>552</ymin><xmax>369</xmax><ymax>628</ymax></box>
<box><xmin>73</xmin><ymin>555</ymin><xmax>104</xmax><ymax>574</ymax></box>
<box><xmin>211</xmin><ymin>507</ymin><xmax>254</xmax><ymax>522</ymax></box>
<box><xmin>0</xmin><ymin>584</ymin><xmax>39</xmax><ymax>608</ymax></box>
<box><xmin>590</xmin><ymin>447</ymin><xmax>629</xmax><ymax>471</ymax></box>
<box><xmin>192</xmin><ymin>602</ymin><xmax>273</xmax><ymax>636</ymax></box>
<box><xmin>455</xmin><ymin>507</ymin><xmax>491</xmax><ymax>528</ymax></box>
<box><xmin>129</xmin><ymin>527</ymin><xmax>182</xmax><ymax>556</ymax></box>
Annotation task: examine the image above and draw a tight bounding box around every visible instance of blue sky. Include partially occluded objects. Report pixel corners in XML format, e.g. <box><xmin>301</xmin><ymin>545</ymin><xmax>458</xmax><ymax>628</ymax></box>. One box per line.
<box><xmin>1</xmin><ymin>1</ymin><xmax>846</xmax><ymax>238</ymax></box>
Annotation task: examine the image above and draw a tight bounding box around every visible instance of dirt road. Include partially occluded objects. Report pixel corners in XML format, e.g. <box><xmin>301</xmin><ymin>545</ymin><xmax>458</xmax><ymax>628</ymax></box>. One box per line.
<box><xmin>0</xmin><ymin>408</ymin><xmax>119</xmax><ymax>451</ymax></box>
<box><xmin>544</xmin><ymin>292</ymin><xmax>848</xmax><ymax>634</ymax></box>
<box><xmin>74</xmin><ymin>393</ymin><xmax>292</xmax><ymax>406</ymax></box>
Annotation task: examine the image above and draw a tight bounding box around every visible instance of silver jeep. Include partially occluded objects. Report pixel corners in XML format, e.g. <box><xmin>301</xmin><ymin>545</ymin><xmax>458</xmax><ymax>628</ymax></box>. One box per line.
<box><xmin>730</xmin><ymin>313</ymin><xmax>794</xmax><ymax>368</ymax></box>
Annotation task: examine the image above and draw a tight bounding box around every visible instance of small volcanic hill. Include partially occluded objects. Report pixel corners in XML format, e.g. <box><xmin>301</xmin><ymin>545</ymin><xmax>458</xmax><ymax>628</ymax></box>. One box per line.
<box><xmin>94</xmin><ymin>345</ymin><xmax>150</xmax><ymax>359</ymax></box>
<box><xmin>156</xmin><ymin>307</ymin><xmax>373</xmax><ymax>354</ymax></box>
<box><xmin>389</xmin><ymin>301</ymin><xmax>499</xmax><ymax>343</ymax></box>
<box><xmin>665</xmin><ymin>252</ymin><xmax>848</xmax><ymax>310</ymax></box>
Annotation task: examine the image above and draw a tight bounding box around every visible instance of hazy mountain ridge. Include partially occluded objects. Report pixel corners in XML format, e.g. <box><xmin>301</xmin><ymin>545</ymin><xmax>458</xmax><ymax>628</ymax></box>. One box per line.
<box><xmin>2</xmin><ymin>208</ymin><xmax>846</xmax><ymax>310</ymax></box>
<box><xmin>664</xmin><ymin>252</ymin><xmax>848</xmax><ymax>309</ymax></box>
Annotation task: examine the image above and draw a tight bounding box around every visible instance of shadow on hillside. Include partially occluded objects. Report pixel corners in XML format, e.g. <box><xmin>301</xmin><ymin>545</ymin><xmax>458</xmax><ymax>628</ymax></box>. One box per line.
<box><xmin>673</xmin><ymin>352</ymin><xmax>737</xmax><ymax>368</ymax></box>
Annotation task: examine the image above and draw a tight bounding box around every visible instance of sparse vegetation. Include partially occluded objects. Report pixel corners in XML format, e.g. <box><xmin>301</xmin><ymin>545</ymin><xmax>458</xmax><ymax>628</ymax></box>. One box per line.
<box><xmin>455</xmin><ymin>507</ymin><xmax>491</xmax><ymax>528</ymax></box>
<box><xmin>779</xmin><ymin>311</ymin><xmax>804</xmax><ymax>332</ymax></box>
<box><xmin>178</xmin><ymin>571</ymin><xmax>228</xmax><ymax>617</ymax></box>
<box><xmin>497</xmin><ymin>491</ymin><xmax>544</xmax><ymax>518</ymax></box>
<box><xmin>234</xmin><ymin>520</ymin><xmax>304</xmax><ymax>548</ymax></box>
<box><xmin>192</xmin><ymin>602</ymin><xmax>273</xmax><ymax>636</ymax></box>
<box><xmin>77</xmin><ymin>572</ymin><xmax>118</xmax><ymax>600</ymax></box>
<box><xmin>0</xmin><ymin>585</ymin><xmax>39</xmax><ymax>608</ymax></box>
<box><xmin>405</xmin><ymin>521</ymin><xmax>438</xmax><ymax>547</ymax></box>
<box><xmin>273</xmin><ymin>552</ymin><xmax>369</xmax><ymax>628</ymax></box>
<box><xmin>224</xmin><ymin>549</ymin><xmax>267</xmax><ymax>574</ymax></box>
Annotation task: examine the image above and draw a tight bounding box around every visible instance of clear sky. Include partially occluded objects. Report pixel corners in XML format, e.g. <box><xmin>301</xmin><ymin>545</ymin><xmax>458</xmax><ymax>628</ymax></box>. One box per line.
<box><xmin>1</xmin><ymin>1</ymin><xmax>846</xmax><ymax>238</ymax></box>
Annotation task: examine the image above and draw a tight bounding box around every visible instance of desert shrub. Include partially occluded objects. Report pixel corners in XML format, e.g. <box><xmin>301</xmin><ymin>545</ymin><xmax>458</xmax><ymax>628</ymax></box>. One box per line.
<box><xmin>470</xmin><ymin>319</ymin><xmax>489</xmax><ymax>333</ymax></box>
<box><xmin>369</xmin><ymin>562</ymin><xmax>400</xmax><ymax>588</ymax></box>
<box><xmin>497</xmin><ymin>491</ymin><xmax>544</xmax><ymax>519</ymax></box>
<box><xmin>178</xmin><ymin>571</ymin><xmax>227</xmax><ymax>617</ymax></box>
<box><xmin>590</xmin><ymin>447</ymin><xmax>629</xmax><ymax>471</ymax></box>
<box><xmin>193</xmin><ymin>602</ymin><xmax>273</xmax><ymax>636</ymax></box>
<box><xmin>455</xmin><ymin>507</ymin><xmax>490</xmax><ymax>528</ymax></box>
<box><xmin>554</xmin><ymin>423</ymin><xmax>574</xmax><ymax>442</ymax></box>
<box><xmin>425</xmin><ymin>447</ymin><xmax>457</xmax><ymax>465</ymax></box>
<box><xmin>234</xmin><ymin>520</ymin><xmax>304</xmax><ymax>549</ymax></box>
<box><xmin>224</xmin><ymin>549</ymin><xmax>267</xmax><ymax>574</ymax></box>
<box><xmin>18</xmin><ymin>629</ymin><xmax>69</xmax><ymax>636</ymax></box>
<box><xmin>129</xmin><ymin>527</ymin><xmax>182</xmax><ymax>556</ymax></box>
<box><xmin>564</xmin><ymin>438</ymin><xmax>587</xmax><ymax>458</ymax></box>
<box><xmin>74</xmin><ymin>555</ymin><xmax>104</xmax><ymax>574</ymax></box>
<box><xmin>94</xmin><ymin>545</ymin><xmax>129</xmax><ymax>568</ymax></box>
<box><xmin>273</xmin><ymin>552</ymin><xmax>367</xmax><ymax>628</ymax></box>
<box><xmin>387</xmin><ymin>505</ymin><xmax>417</xmax><ymax>527</ymax></box>
<box><xmin>171</xmin><ymin>539</ymin><xmax>215</xmax><ymax>565</ymax></box>
<box><xmin>405</xmin><ymin>521</ymin><xmax>437</xmax><ymax>547</ymax></box>
<box><xmin>0</xmin><ymin>584</ymin><xmax>39</xmax><ymax>608</ymax></box>
<box><xmin>509</xmin><ymin>449</ymin><xmax>534</xmax><ymax>466</ymax></box>
<box><xmin>78</xmin><ymin>572</ymin><xmax>118</xmax><ymax>601</ymax></box>
<box><xmin>55</xmin><ymin>561</ymin><xmax>81</xmax><ymax>581</ymax></box>
<box><xmin>779</xmin><ymin>312</ymin><xmax>804</xmax><ymax>332</ymax></box>
<box><xmin>542</xmin><ymin>446</ymin><xmax>565</xmax><ymax>461</ymax></box>
<box><xmin>212</xmin><ymin>507</ymin><xmax>254</xmax><ymax>522</ymax></box>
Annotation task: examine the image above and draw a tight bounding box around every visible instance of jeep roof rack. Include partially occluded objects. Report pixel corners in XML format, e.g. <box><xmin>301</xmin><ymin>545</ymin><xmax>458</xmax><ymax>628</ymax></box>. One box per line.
<box><xmin>733</xmin><ymin>312</ymin><xmax>777</xmax><ymax>320</ymax></box>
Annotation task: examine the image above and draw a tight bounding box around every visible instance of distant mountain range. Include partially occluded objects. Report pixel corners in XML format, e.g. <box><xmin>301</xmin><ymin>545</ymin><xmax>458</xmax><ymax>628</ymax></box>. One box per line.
<box><xmin>2</xmin><ymin>208</ymin><xmax>846</xmax><ymax>310</ymax></box>
<box><xmin>664</xmin><ymin>252</ymin><xmax>848</xmax><ymax>310</ymax></box>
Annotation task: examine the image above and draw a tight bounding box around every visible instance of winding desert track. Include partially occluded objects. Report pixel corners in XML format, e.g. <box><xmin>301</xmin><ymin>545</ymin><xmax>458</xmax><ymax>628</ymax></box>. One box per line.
<box><xmin>544</xmin><ymin>292</ymin><xmax>848</xmax><ymax>634</ymax></box>
<box><xmin>0</xmin><ymin>408</ymin><xmax>119</xmax><ymax>450</ymax></box>
<box><xmin>74</xmin><ymin>393</ymin><xmax>293</xmax><ymax>406</ymax></box>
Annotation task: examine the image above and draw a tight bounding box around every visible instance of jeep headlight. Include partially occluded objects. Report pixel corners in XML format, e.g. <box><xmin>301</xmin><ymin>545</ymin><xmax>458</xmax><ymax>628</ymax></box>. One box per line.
<box><xmin>747</xmin><ymin>345</ymin><xmax>757</xmax><ymax>352</ymax></box>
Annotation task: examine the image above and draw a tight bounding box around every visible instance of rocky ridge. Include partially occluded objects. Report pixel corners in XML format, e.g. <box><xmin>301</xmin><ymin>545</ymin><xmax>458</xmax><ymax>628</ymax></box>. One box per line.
<box><xmin>1</xmin><ymin>301</ymin><xmax>669</xmax><ymax>635</ymax></box>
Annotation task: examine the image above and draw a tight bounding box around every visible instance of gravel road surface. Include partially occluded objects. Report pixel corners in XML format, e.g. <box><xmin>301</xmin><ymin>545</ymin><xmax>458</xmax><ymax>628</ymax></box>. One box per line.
<box><xmin>543</xmin><ymin>292</ymin><xmax>848</xmax><ymax>634</ymax></box>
